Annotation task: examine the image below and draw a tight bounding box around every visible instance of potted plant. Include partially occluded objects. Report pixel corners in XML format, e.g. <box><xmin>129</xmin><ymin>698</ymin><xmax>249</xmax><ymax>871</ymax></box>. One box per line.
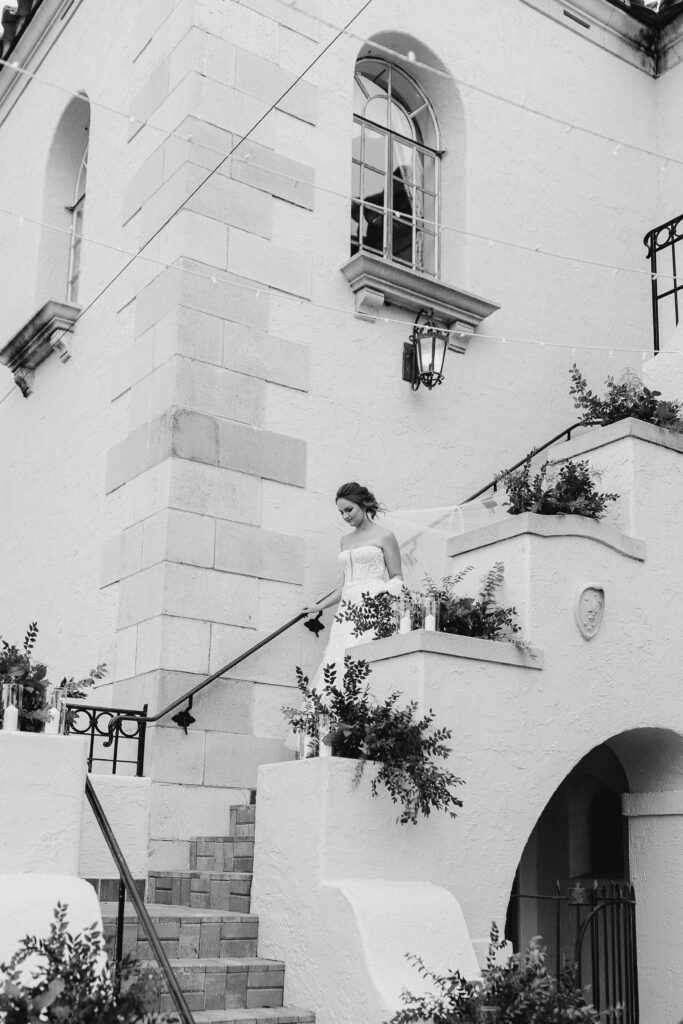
<box><xmin>569</xmin><ymin>363</ymin><xmax>683</xmax><ymax>431</ymax></box>
<box><xmin>501</xmin><ymin>458</ymin><xmax>618</xmax><ymax>519</ymax></box>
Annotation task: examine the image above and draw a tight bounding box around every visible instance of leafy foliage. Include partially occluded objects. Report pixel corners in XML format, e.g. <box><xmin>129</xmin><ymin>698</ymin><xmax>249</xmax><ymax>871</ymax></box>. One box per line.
<box><xmin>0</xmin><ymin>903</ymin><xmax>179</xmax><ymax>1023</ymax></box>
<box><xmin>569</xmin><ymin>364</ymin><xmax>683</xmax><ymax>431</ymax></box>
<box><xmin>282</xmin><ymin>657</ymin><xmax>464</xmax><ymax>825</ymax></box>
<box><xmin>0</xmin><ymin>624</ymin><xmax>105</xmax><ymax>731</ymax></box>
<box><xmin>502</xmin><ymin>458</ymin><xmax>618</xmax><ymax>520</ymax></box>
<box><xmin>387</xmin><ymin>923</ymin><xmax>600</xmax><ymax>1024</ymax></box>
<box><xmin>339</xmin><ymin>565</ymin><xmax>525</xmax><ymax>647</ymax></box>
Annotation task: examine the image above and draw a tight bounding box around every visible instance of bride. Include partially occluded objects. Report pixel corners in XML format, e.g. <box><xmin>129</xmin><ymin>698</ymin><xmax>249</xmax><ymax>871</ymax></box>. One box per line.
<box><xmin>302</xmin><ymin>482</ymin><xmax>405</xmax><ymax>690</ymax></box>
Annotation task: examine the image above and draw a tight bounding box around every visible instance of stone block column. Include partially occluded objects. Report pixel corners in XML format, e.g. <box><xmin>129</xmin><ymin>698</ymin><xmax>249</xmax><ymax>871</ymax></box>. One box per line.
<box><xmin>99</xmin><ymin>0</ymin><xmax>318</xmax><ymax>869</ymax></box>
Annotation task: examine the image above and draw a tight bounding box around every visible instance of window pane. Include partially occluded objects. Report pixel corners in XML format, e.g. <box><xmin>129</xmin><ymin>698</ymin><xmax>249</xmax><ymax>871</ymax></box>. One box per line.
<box><xmin>352</xmin><ymin>162</ymin><xmax>361</xmax><ymax>201</ymax></box>
<box><xmin>388</xmin><ymin>100</ymin><xmax>414</xmax><ymax>140</ymax></box>
<box><xmin>352</xmin><ymin>121</ymin><xmax>362</xmax><ymax>162</ymax></box>
<box><xmin>362</xmin><ymin>167</ymin><xmax>385</xmax><ymax>205</ymax></box>
<box><xmin>391</xmin><ymin>215</ymin><xmax>413</xmax><ymax>264</ymax></box>
<box><xmin>417</xmin><ymin>151</ymin><xmax>437</xmax><ymax>193</ymax></box>
<box><xmin>392</xmin><ymin>139</ymin><xmax>414</xmax><ymax>184</ymax></box>
<box><xmin>364</xmin><ymin>127</ymin><xmax>386</xmax><ymax>171</ymax></box>
<box><xmin>361</xmin><ymin>204</ymin><xmax>385</xmax><ymax>253</ymax></box>
<box><xmin>415</xmin><ymin>191</ymin><xmax>436</xmax><ymax>230</ymax></box>
<box><xmin>391</xmin><ymin>173</ymin><xmax>414</xmax><ymax>215</ymax></box>
<box><xmin>350</xmin><ymin>200</ymin><xmax>361</xmax><ymax>253</ymax></box>
<box><xmin>416</xmin><ymin>229</ymin><xmax>436</xmax><ymax>274</ymax></box>
<box><xmin>364</xmin><ymin>95</ymin><xmax>389</xmax><ymax>128</ymax></box>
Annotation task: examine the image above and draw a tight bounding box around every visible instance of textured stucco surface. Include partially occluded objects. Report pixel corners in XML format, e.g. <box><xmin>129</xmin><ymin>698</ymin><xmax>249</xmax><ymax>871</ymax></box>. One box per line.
<box><xmin>79</xmin><ymin>774</ymin><xmax>151</xmax><ymax>879</ymax></box>
<box><xmin>0</xmin><ymin>734</ymin><xmax>88</xmax><ymax>874</ymax></box>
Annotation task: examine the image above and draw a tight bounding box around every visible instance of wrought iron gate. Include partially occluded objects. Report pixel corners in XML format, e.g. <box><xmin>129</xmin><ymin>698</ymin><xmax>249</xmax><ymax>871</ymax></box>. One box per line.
<box><xmin>508</xmin><ymin>881</ymin><xmax>638</xmax><ymax>1023</ymax></box>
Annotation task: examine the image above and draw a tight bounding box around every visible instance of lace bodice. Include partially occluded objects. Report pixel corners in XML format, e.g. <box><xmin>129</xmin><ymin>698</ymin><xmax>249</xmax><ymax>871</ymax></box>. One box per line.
<box><xmin>339</xmin><ymin>544</ymin><xmax>387</xmax><ymax>590</ymax></box>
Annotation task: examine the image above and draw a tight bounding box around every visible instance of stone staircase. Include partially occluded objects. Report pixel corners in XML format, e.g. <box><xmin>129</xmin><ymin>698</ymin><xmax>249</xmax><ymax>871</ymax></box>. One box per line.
<box><xmin>100</xmin><ymin>803</ymin><xmax>314</xmax><ymax>1023</ymax></box>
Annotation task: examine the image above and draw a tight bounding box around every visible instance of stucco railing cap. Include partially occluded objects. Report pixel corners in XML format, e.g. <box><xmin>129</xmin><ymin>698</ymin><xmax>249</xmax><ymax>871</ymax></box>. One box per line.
<box><xmin>340</xmin><ymin>252</ymin><xmax>499</xmax><ymax>334</ymax></box>
<box><xmin>547</xmin><ymin>416</ymin><xmax>683</xmax><ymax>462</ymax></box>
<box><xmin>351</xmin><ymin>628</ymin><xmax>543</xmax><ymax>669</ymax></box>
<box><xmin>446</xmin><ymin>511</ymin><xmax>645</xmax><ymax>561</ymax></box>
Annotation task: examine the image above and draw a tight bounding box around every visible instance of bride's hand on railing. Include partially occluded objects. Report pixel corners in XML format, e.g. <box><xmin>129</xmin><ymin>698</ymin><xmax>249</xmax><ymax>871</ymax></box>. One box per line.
<box><xmin>300</xmin><ymin>604</ymin><xmax>321</xmax><ymax>617</ymax></box>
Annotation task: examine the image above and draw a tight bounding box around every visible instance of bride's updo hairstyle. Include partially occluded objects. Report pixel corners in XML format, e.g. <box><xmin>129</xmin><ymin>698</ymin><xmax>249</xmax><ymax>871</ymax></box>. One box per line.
<box><xmin>335</xmin><ymin>482</ymin><xmax>384</xmax><ymax>520</ymax></box>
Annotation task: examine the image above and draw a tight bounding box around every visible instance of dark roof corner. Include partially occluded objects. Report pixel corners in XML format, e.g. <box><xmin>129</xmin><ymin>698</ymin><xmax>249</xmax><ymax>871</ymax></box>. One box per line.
<box><xmin>0</xmin><ymin>0</ymin><xmax>45</xmax><ymax>66</ymax></box>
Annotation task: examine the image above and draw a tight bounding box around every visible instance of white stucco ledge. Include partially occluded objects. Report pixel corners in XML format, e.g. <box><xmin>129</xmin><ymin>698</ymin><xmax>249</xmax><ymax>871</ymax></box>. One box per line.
<box><xmin>351</xmin><ymin>628</ymin><xmax>543</xmax><ymax>670</ymax></box>
<box><xmin>0</xmin><ymin>732</ymin><xmax>88</xmax><ymax>874</ymax></box>
<box><xmin>80</xmin><ymin>774</ymin><xmax>151</xmax><ymax>879</ymax></box>
<box><xmin>340</xmin><ymin>252</ymin><xmax>499</xmax><ymax>350</ymax></box>
<box><xmin>446</xmin><ymin>511</ymin><xmax>645</xmax><ymax>561</ymax></box>
<box><xmin>0</xmin><ymin>875</ymin><xmax>103</xmax><ymax>983</ymax></box>
<box><xmin>548</xmin><ymin>417</ymin><xmax>683</xmax><ymax>463</ymax></box>
<box><xmin>623</xmin><ymin>790</ymin><xmax>683</xmax><ymax>816</ymax></box>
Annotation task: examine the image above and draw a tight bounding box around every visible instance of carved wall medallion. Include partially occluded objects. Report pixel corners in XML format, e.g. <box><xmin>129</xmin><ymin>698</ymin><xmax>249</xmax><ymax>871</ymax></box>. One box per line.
<box><xmin>575</xmin><ymin>584</ymin><xmax>605</xmax><ymax>640</ymax></box>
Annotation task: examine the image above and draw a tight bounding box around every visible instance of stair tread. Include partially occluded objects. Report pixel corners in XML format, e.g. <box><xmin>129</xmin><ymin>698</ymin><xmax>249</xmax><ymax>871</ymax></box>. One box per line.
<box><xmin>144</xmin><ymin>957</ymin><xmax>284</xmax><ymax>970</ymax></box>
<box><xmin>99</xmin><ymin>903</ymin><xmax>257</xmax><ymax>923</ymax></box>
<box><xmin>193</xmin><ymin>1011</ymin><xmax>313</xmax><ymax>1023</ymax></box>
<box><xmin>149</xmin><ymin>870</ymin><xmax>252</xmax><ymax>879</ymax></box>
<box><xmin>191</xmin><ymin>836</ymin><xmax>254</xmax><ymax>842</ymax></box>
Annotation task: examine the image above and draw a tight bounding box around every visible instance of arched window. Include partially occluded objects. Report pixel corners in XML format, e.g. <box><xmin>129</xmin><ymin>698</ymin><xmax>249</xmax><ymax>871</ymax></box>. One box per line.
<box><xmin>351</xmin><ymin>58</ymin><xmax>440</xmax><ymax>275</ymax></box>
<box><xmin>66</xmin><ymin>141</ymin><xmax>88</xmax><ymax>304</ymax></box>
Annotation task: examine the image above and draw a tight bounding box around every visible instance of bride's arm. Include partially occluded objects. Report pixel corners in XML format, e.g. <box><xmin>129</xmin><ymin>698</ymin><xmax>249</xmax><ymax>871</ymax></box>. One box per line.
<box><xmin>301</xmin><ymin>587</ymin><xmax>342</xmax><ymax>616</ymax></box>
<box><xmin>383</xmin><ymin>532</ymin><xmax>403</xmax><ymax>581</ymax></box>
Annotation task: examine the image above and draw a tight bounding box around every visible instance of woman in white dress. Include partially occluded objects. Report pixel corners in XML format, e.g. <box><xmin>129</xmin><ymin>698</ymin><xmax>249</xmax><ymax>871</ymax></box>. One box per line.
<box><xmin>302</xmin><ymin>482</ymin><xmax>405</xmax><ymax>689</ymax></box>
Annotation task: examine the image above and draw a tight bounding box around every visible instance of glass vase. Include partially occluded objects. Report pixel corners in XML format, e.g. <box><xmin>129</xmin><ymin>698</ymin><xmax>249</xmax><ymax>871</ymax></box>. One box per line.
<box><xmin>423</xmin><ymin>593</ymin><xmax>438</xmax><ymax>631</ymax></box>
<box><xmin>1</xmin><ymin>682</ymin><xmax>22</xmax><ymax>732</ymax></box>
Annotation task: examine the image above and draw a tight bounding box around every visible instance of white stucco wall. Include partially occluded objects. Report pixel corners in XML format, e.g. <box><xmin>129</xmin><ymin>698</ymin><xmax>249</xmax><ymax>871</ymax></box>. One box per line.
<box><xmin>79</xmin><ymin>773</ymin><xmax>151</xmax><ymax>879</ymax></box>
<box><xmin>0</xmin><ymin>733</ymin><xmax>88</xmax><ymax>874</ymax></box>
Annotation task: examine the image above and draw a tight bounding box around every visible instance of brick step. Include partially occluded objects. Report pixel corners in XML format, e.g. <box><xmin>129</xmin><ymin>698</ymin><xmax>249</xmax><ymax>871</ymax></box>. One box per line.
<box><xmin>191</xmin><ymin>836</ymin><xmax>255</xmax><ymax>873</ymax></box>
<box><xmin>100</xmin><ymin>903</ymin><xmax>258</xmax><ymax>959</ymax></box>
<box><xmin>148</xmin><ymin>870</ymin><xmax>252</xmax><ymax>912</ymax></box>
<box><xmin>150</xmin><ymin>957</ymin><xmax>285</xmax><ymax>1014</ymax></box>
<box><xmin>193</xmin><ymin>1010</ymin><xmax>314</xmax><ymax>1023</ymax></box>
<box><xmin>229</xmin><ymin>805</ymin><xmax>256</xmax><ymax>834</ymax></box>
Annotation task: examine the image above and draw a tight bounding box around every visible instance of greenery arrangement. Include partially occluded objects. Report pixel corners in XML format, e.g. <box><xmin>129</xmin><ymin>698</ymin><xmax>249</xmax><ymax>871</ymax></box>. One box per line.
<box><xmin>569</xmin><ymin>363</ymin><xmax>683</xmax><ymax>432</ymax></box>
<box><xmin>0</xmin><ymin>623</ymin><xmax>105</xmax><ymax>732</ymax></box>
<box><xmin>338</xmin><ymin>564</ymin><xmax>525</xmax><ymax>647</ymax></box>
<box><xmin>0</xmin><ymin>903</ymin><xmax>179</xmax><ymax>1023</ymax></box>
<box><xmin>282</xmin><ymin>656</ymin><xmax>464</xmax><ymax>825</ymax></box>
<box><xmin>502</xmin><ymin>458</ymin><xmax>618</xmax><ymax>520</ymax></box>
<box><xmin>387</xmin><ymin>923</ymin><xmax>600</xmax><ymax>1024</ymax></box>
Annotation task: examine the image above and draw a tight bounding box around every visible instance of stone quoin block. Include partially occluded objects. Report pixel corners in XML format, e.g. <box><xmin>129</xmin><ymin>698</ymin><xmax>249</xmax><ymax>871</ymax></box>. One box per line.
<box><xmin>194</xmin><ymin>0</ymin><xmax>280</xmax><ymax>62</ymax></box>
<box><xmin>134</xmin><ymin>258</ymin><xmax>270</xmax><ymax>338</ymax></box>
<box><xmin>168</xmin><ymin>459</ymin><xmax>261</xmax><ymax>523</ymax></box>
<box><xmin>223</xmin><ymin>323</ymin><xmax>310</xmax><ymax>391</ymax></box>
<box><xmin>156</xmin><ymin>210</ymin><xmax>229</xmax><ymax>272</ymax></box>
<box><xmin>128</xmin><ymin>59</ymin><xmax>170</xmax><ymax>139</ymax></box>
<box><xmin>153</xmin><ymin>307</ymin><xmax>224</xmax><ymax>368</ymax></box>
<box><xmin>207</xmin><ymin>623</ymin><xmax>303</xmax><ymax>685</ymax></box>
<box><xmin>234</xmin><ymin>48</ymin><xmax>317</xmax><ymax>125</ymax></box>
<box><xmin>227</xmin><ymin>230</ymin><xmax>311</xmax><ymax>298</ymax></box>
<box><xmin>106</xmin><ymin>422</ymin><xmax>150</xmax><ymax>493</ymax></box>
<box><xmin>135</xmin><ymin>614</ymin><xmax>212</xmax><ymax>675</ymax></box>
<box><xmin>162</xmin><ymin>562</ymin><xmax>258</xmax><ymax>626</ymax></box>
<box><xmin>234</xmin><ymin>0</ymin><xmax>321</xmax><ymax>40</ymax></box>
<box><xmin>187</xmin><ymin>175</ymin><xmax>273</xmax><ymax>238</ymax></box>
<box><xmin>146</xmin><ymin>724</ymin><xmax>206</xmax><ymax>785</ymax></box>
<box><xmin>137</xmin><ymin>163</ymin><xmax>207</xmax><ymax>248</ymax></box>
<box><xmin>155</xmin><ymin>670</ymin><xmax>254</xmax><ymax>735</ymax></box>
<box><xmin>142</xmin><ymin>508</ymin><xmax>216</xmax><ymax>569</ymax></box>
<box><xmin>218</xmin><ymin>420</ymin><xmax>306</xmax><ymax>486</ymax></box>
<box><xmin>120</xmin><ymin>522</ymin><xmax>144</xmax><ymax>578</ymax></box>
<box><xmin>228</xmin><ymin>138</ymin><xmax>315</xmax><ymax>210</ymax></box>
<box><xmin>171</xmin><ymin>408</ymin><xmax>220</xmax><ymax>466</ymax></box>
<box><xmin>174</xmin><ymin>359</ymin><xmax>265</xmax><ymax>427</ymax></box>
<box><xmin>109</xmin><ymin>330</ymin><xmax>156</xmax><ymax>399</ymax></box>
<box><xmin>122</xmin><ymin>144</ymin><xmax>166</xmax><ymax>225</ymax></box>
<box><xmin>117</xmin><ymin>563</ymin><xmax>166</xmax><ymax>629</ymax></box>
<box><xmin>214</xmin><ymin>520</ymin><xmax>304</xmax><ymax>584</ymax></box>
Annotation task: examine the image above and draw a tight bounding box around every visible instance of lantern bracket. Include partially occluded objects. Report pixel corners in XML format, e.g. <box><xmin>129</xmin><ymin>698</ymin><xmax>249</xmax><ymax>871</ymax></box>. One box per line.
<box><xmin>402</xmin><ymin>307</ymin><xmax>449</xmax><ymax>391</ymax></box>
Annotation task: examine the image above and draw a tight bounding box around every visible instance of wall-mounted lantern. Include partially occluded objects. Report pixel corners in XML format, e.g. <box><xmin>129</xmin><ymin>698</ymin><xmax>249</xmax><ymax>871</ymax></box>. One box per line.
<box><xmin>402</xmin><ymin>308</ymin><xmax>449</xmax><ymax>391</ymax></box>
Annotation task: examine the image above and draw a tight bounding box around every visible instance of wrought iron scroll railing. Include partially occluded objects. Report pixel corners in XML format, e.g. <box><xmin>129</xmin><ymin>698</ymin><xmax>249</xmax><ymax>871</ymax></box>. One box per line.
<box><xmin>65</xmin><ymin>703</ymin><xmax>147</xmax><ymax>776</ymax></box>
<box><xmin>644</xmin><ymin>213</ymin><xmax>683</xmax><ymax>354</ymax></box>
<box><xmin>84</xmin><ymin>775</ymin><xmax>195</xmax><ymax>1024</ymax></box>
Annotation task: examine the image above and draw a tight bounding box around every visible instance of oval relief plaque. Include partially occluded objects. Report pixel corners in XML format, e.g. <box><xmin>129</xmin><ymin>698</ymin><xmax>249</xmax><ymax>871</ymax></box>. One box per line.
<box><xmin>575</xmin><ymin>584</ymin><xmax>605</xmax><ymax>640</ymax></box>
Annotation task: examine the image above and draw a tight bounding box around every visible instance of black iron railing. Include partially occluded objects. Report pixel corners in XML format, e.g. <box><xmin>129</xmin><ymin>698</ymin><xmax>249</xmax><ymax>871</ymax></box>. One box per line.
<box><xmin>644</xmin><ymin>213</ymin><xmax>683</xmax><ymax>353</ymax></box>
<box><xmin>65</xmin><ymin>703</ymin><xmax>147</xmax><ymax>776</ymax></box>
<box><xmin>106</xmin><ymin>602</ymin><xmax>330</xmax><ymax>743</ymax></box>
<box><xmin>84</xmin><ymin>775</ymin><xmax>195</xmax><ymax>1023</ymax></box>
<box><xmin>509</xmin><ymin>881</ymin><xmax>638</xmax><ymax>1023</ymax></box>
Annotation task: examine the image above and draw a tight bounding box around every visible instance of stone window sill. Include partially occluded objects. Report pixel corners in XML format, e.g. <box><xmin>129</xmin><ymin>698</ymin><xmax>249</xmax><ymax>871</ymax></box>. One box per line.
<box><xmin>340</xmin><ymin>252</ymin><xmax>499</xmax><ymax>352</ymax></box>
<box><xmin>0</xmin><ymin>299</ymin><xmax>80</xmax><ymax>395</ymax></box>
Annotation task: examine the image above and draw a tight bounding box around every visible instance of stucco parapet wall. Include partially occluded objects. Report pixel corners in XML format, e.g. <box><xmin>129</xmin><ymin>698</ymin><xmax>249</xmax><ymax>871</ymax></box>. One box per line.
<box><xmin>547</xmin><ymin>417</ymin><xmax>683</xmax><ymax>463</ymax></box>
<box><xmin>446</xmin><ymin>511</ymin><xmax>646</xmax><ymax>562</ymax></box>
<box><xmin>340</xmin><ymin>253</ymin><xmax>499</xmax><ymax>351</ymax></box>
<box><xmin>0</xmin><ymin>298</ymin><xmax>80</xmax><ymax>394</ymax></box>
<box><xmin>350</xmin><ymin>628</ymin><xmax>543</xmax><ymax>670</ymax></box>
<box><xmin>623</xmin><ymin>790</ymin><xmax>683</xmax><ymax>816</ymax></box>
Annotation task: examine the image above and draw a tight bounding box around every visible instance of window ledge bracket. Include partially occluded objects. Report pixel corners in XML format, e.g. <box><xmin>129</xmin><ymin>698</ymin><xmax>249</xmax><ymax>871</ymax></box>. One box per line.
<box><xmin>0</xmin><ymin>299</ymin><xmax>80</xmax><ymax>396</ymax></box>
<box><xmin>340</xmin><ymin>252</ymin><xmax>499</xmax><ymax>352</ymax></box>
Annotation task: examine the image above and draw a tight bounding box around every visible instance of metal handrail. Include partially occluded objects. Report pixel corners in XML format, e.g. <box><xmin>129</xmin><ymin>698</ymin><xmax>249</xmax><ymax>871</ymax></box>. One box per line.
<box><xmin>84</xmin><ymin>775</ymin><xmax>195</xmax><ymax>1024</ymax></box>
<box><xmin>458</xmin><ymin>421</ymin><xmax>589</xmax><ymax>505</ymax></box>
<box><xmin>106</xmin><ymin>593</ymin><xmax>334</xmax><ymax>743</ymax></box>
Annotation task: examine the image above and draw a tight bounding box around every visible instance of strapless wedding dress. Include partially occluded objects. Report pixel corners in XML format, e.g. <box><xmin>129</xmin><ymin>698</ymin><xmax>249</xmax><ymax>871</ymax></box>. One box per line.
<box><xmin>312</xmin><ymin>544</ymin><xmax>402</xmax><ymax>690</ymax></box>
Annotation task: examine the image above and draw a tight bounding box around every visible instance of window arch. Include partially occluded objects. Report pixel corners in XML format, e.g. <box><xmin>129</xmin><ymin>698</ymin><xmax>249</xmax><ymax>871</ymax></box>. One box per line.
<box><xmin>351</xmin><ymin>58</ymin><xmax>440</xmax><ymax>275</ymax></box>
